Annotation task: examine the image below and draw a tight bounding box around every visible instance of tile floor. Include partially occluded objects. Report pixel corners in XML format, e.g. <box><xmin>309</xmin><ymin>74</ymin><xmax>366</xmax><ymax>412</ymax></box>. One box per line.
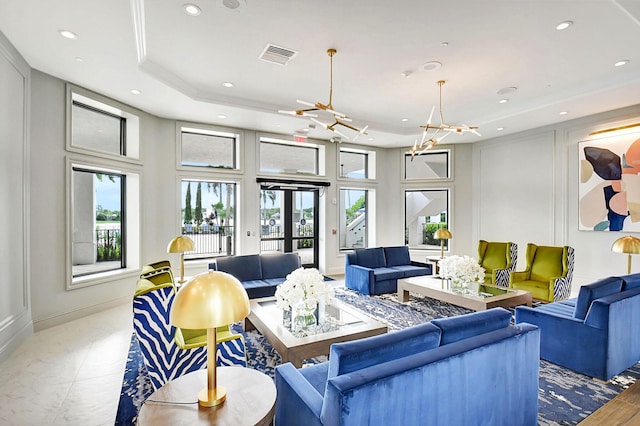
<box><xmin>0</xmin><ymin>303</ymin><xmax>133</xmax><ymax>426</ymax></box>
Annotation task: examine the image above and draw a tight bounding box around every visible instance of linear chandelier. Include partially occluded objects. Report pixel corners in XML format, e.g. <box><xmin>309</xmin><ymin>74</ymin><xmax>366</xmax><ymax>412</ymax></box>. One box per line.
<box><xmin>278</xmin><ymin>48</ymin><xmax>368</xmax><ymax>142</ymax></box>
<box><xmin>410</xmin><ymin>80</ymin><xmax>480</xmax><ymax>159</ymax></box>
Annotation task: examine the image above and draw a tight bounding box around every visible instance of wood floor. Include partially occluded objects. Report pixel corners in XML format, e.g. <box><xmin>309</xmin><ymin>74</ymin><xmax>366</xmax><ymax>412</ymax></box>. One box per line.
<box><xmin>579</xmin><ymin>379</ymin><xmax>640</xmax><ymax>425</ymax></box>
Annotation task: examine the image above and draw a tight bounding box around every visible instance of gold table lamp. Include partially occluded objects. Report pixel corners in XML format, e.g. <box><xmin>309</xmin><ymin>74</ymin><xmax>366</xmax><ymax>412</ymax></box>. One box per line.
<box><xmin>170</xmin><ymin>271</ymin><xmax>250</xmax><ymax>407</ymax></box>
<box><xmin>167</xmin><ymin>235</ymin><xmax>194</xmax><ymax>283</ymax></box>
<box><xmin>434</xmin><ymin>228</ymin><xmax>452</xmax><ymax>259</ymax></box>
<box><xmin>611</xmin><ymin>235</ymin><xmax>640</xmax><ymax>274</ymax></box>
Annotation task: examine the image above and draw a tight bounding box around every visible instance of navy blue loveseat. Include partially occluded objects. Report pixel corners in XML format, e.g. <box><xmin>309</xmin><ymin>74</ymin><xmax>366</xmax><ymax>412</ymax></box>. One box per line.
<box><xmin>345</xmin><ymin>246</ymin><xmax>432</xmax><ymax>295</ymax></box>
<box><xmin>209</xmin><ymin>252</ymin><xmax>301</xmax><ymax>299</ymax></box>
<box><xmin>516</xmin><ymin>272</ymin><xmax>640</xmax><ymax>381</ymax></box>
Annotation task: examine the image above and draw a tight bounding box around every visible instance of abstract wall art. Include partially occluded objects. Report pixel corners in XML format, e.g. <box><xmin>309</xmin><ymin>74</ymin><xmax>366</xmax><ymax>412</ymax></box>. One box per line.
<box><xmin>579</xmin><ymin>130</ymin><xmax>640</xmax><ymax>231</ymax></box>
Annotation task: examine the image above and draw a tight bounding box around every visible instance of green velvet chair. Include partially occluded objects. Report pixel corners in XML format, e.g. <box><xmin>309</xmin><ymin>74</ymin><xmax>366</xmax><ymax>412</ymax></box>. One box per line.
<box><xmin>477</xmin><ymin>240</ymin><xmax>518</xmax><ymax>287</ymax></box>
<box><xmin>509</xmin><ymin>243</ymin><xmax>575</xmax><ymax>302</ymax></box>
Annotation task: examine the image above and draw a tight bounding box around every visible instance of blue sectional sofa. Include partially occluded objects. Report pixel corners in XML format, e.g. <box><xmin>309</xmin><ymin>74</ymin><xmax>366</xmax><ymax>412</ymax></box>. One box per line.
<box><xmin>275</xmin><ymin>308</ymin><xmax>540</xmax><ymax>426</ymax></box>
<box><xmin>209</xmin><ymin>252</ymin><xmax>301</xmax><ymax>299</ymax></box>
<box><xmin>345</xmin><ymin>246</ymin><xmax>432</xmax><ymax>295</ymax></box>
<box><xmin>515</xmin><ymin>273</ymin><xmax>640</xmax><ymax>381</ymax></box>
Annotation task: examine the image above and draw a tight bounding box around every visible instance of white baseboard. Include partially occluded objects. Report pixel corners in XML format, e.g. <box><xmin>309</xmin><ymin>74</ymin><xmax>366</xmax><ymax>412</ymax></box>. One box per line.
<box><xmin>33</xmin><ymin>296</ymin><xmax>130</xmax><ymax>332</ymax></box>
<box><xmin>0</xmin><ymin>319</ymin><xmax>33</xmax><ymax>364</ymax></box>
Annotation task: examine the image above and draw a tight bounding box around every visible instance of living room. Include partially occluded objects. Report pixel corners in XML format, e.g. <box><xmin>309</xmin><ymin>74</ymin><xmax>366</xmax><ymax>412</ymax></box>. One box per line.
<box><xmin>1</xmin><ymin>1</ymin><xmax>640</xmax><ymax>424</ymax></box>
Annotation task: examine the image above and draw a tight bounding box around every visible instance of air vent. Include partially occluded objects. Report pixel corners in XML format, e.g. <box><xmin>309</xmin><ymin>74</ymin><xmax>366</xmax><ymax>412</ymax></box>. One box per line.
<box><xmin>259</xmin><ymin>44</ymin><xmax>298</xmax><ymax>66</ymax></box>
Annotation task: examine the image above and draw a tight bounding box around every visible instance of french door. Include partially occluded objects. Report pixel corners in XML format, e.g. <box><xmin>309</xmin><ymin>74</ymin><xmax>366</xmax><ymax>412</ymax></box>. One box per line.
<box><xmin>260</xmin><ymin>186</ymin><xmax>319</xmax><ymax>268</ymax></box>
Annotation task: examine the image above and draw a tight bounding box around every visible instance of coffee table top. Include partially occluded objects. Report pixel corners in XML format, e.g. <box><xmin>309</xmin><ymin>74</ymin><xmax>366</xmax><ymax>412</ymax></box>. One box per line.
<box><xmin>398</xmin><ymin>276</ymin><xmax>532</xmax><ymax>311</ymax></box>
<box><xmin>246</xmin><ymin>297</ymin><xmax>387</xmax><ymax>367</ymax></box>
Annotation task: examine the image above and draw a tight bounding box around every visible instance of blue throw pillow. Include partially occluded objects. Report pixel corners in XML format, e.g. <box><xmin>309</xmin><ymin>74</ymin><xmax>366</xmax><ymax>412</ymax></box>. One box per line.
<box><xmin>573</xmin><ymin>276</ymin><xmax>623</xmax><ymax>320</ymax></box>
<box><xmin>356</xmin><ymin>247</ymin><xmax>387</xmax><ymax>268</ymax></box>
<box><xmin>431</xmin><ymin>308</ymin><xmax>512</xmax><ymax>345</ymax></box>
<box><xmin>384</xmin><ymin>246</ymin><xmax>411</xmax><ymax>267</ymax></box>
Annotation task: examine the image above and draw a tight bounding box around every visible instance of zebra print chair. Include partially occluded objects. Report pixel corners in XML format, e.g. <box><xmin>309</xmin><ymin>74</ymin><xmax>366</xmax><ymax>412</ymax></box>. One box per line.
<box><xmin>133</xmin><ymin>271</ymin><xmax>247</xmax><ymax>390</ymax></box>
<box><xmin>477</xmin><ymin>240</ymin><xmax>518</xmax><ymax>288</ymax></box>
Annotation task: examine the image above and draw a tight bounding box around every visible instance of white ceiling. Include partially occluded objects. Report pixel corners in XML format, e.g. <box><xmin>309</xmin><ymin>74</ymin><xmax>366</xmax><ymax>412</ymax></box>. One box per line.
<box><xmin>1</xmin><ymin>0</ymin><xmax>640</xmax><ymax>148</ymax></box>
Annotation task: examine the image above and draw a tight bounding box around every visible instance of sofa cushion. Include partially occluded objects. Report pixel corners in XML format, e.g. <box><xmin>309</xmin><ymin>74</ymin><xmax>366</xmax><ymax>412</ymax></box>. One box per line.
<box><xmin>431</xmin><ymin>308</ymin><xmax>512</xmax><ymax>345</ymax></box>
<box><xmin>356</xmin><ymin>248</ymin><xmax>387</xmax><ymax>268</ymax></box>
<box><xmin>262</xmin><ymin>252</ymin><xmax>300</xmax><ymax>279</ymax></box>
<box><xmin>372</xmin><ymin>267</ymin><xmax>405</xmax><ymax>281</ymax></box>
<box><xmin>213</xmin><ymin>254</ymin><xmax>263</xmax><ymax>282</ymax></box>
<box><xmin>573</xmin><ymin>276</ymin><xmax>624</xmax><ymax>320</ymax></box>
<box><xmin>383</xmin><ymin>246</ymin><xmax>411</xmax><ymax>267</ymax></box>
<box><xmin>621</xmin><ymin>272</ymin><xmax>640</xmax><ymax>290</ymax></box>
<box><xmin>389</xmin><ymin>265</ymin><xmax>431</xmax><ymax>278</ymax></box>
<box><xmin>530</xmin><ymin>246</ymin><xmax>564</xmax><ymax>282</ymax></box>
<box><xmin>328</xmin><ymin>322</ymin><xmax>441</xmax><ymax>378</ymax></box>
<box><xmin>511</xmin><ymin>279</ymin><xmax>551</xmax><ymax>301</ymax></box>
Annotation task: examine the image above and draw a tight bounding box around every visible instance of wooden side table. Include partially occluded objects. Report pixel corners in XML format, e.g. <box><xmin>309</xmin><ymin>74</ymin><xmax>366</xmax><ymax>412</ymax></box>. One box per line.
<box><xmin>426</xmin><ymin>255</ymin><xmax>445</xmax><ymax>275</ymax></box>
<box><xmin>137</xmin><ymin>367</ymin><xmax>276</xmax><ymax>426</ymax></box>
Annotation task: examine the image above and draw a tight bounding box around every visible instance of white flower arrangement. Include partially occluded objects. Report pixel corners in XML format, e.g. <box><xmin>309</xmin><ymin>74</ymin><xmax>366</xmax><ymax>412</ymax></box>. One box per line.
<box><xmin>439</xmin><ymin>255</ymin><xmax>485</xmax><ymax>284</ymax></box>
<box><xmin>274</xmin><ymin>267</ymin><xmax>335</xmax><ymax>311</ymax></box>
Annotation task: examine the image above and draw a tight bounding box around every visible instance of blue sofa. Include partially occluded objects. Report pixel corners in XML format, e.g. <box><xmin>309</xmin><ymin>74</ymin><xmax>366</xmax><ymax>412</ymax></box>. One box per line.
<box><xmin>209</xmin><ymin>252</ymin><xmax>301</xmax><ymax>299</ymax></box>
<box><xmin>515</xmin><ymin>273</ymin><xmax>640</xmax><ymax>381</ymax></box>
<box><xmin>275</xmin><ymin>308</ymin><xmax>540</xmax><ymax>426</ymax></box>
<box><xmin>345</xmin><ymin>246</ymin><xmax>432</xmax><ymax>295</ymax></box>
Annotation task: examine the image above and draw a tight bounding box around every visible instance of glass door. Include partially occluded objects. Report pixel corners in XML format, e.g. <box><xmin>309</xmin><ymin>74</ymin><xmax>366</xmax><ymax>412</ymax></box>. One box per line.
<box><xmin>260</xmin><ymin>187</ymin><xmax>318</xmax><ymax>268</ymax></box>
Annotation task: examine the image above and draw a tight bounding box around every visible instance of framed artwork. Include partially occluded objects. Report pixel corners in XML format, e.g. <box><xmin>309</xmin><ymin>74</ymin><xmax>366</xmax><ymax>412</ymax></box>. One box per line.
<box><xmin>579</xmin><ymin>130</ymin><xmax>640</xmax><ymax>231</ymax></box>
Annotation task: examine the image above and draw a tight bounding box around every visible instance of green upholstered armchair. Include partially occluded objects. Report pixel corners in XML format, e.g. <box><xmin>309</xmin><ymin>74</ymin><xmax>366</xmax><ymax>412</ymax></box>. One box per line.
<box><xmin>477</xmin><ymin>240</ymin><xmax>518</xmax><ymax>287</ymax></box>
<box><xmin>509</xmin><ymin>244</ymin><xmax>575</xmax><ymax>302</ymax></box>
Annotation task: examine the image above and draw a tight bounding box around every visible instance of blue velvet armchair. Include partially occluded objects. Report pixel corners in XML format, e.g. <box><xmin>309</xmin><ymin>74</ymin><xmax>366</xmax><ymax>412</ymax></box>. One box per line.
<box><xmin>515</xmin><ymin>273</ymin><xmax>640</xmax><ymax>381</ymax></box>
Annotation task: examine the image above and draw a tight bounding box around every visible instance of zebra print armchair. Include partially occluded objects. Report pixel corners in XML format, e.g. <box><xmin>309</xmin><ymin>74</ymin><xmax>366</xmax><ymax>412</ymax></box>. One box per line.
<box><xmin>133</xmin><ymin>270</ymin><xmax>247</xmax><ymax>390</ymax></box>
<box><xmin>477</xmin><ymin>240</ymin><xmax>518</xmax><ymax>288</ymax></box>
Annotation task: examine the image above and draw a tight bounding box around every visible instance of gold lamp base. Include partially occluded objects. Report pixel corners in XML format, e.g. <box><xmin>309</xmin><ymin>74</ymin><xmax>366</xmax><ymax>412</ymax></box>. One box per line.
<box><xmin>198</xmin><ymin>385</ymin><xmax>226</xmax><ymax>407</ymax></box>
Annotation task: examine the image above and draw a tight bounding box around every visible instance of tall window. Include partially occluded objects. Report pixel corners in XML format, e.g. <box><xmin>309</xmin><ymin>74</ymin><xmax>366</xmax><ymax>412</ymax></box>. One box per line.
<box><xmin>405</xmin><ymin>189</ymin><xmax>449</xmax><ymax>250</ymax></box>
<box><xmin>340</xmin><ymin>189</ymin><xmax>367</xmax><ymax>250</ymax></box>
<box><xmin>180</xmin><ymin>126</ymin><xmax>238</xmax><ymax>169</ymax></box>
<box><xmin>181</xmin><ymin>180</ymin><xmax>236</xmax><ymax>258</ymax></box>
<box><xmin>260</xmin><ymin>138</ymin><xmax>324</xmax><ymax>175</ymax></box>
<box><xmin>339</xmin><ymin>147</ymin><xmax>376</xmax><ymax>179</ymax></box>
<box><xmin>67</xmin><ymin>87</ymin><xmax>140</xmax><ymax>288</ymax></box>
<box><xmin>72</xmin><ymin>169</ymin><xmax>125</xmax><ymax>277</ymax></box>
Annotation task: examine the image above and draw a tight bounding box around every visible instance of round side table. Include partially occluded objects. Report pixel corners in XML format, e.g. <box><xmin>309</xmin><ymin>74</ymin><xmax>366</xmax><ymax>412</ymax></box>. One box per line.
<box><xmin>137</xmin><ymin>367</ymin><xmax>276</xmax><ymax>425</ymax></box>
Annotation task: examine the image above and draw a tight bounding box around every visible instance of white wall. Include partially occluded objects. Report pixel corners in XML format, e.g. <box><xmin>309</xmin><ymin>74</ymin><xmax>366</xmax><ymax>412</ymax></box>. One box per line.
<box><xmin>0</xmin><ymin>31</ymin><xmax>32</xmax><ymax>362</ymax></box>
<box><xmin>473</xmin><ymin>105</ymin><xmax>640</xmax><ymax>290</ymax></box>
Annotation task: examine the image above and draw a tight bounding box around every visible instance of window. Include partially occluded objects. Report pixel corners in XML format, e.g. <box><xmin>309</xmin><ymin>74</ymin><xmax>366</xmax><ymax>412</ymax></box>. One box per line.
<box><xmin>72</xmin><ymin>169</ymin><xmax>125</xmax><ymax>277</ymax></box>
<box><xmin>180</xmin><ymin>126</ymin><xmax>238</xmax><ymax>169</ymax></box>
<box><xmin>404</xmin><ymin>149</ymin><xmax>450</xmax><ymax>180</ymax></box>
<box><xmin>260</xmin><ymin>138</ymin><xmax>325</xmax><ymax>175</ymax></box>
<box><xmin>67</xmin><ymin>87</ymin><xmax>140</xmax><ymax>160</ymax></box>
<box><xmin>340</xmin><ymin>188</ymin><xmax>368</xmax><ymax>250</ymax></box>
<box><xmin>339</xmin><ymin>147</ymin><xmax>376</xmax><ymax>179</ymax></box>
<box><xmin>405</xmin><ymin>189</ymin><xmax>449</xmax><ymax>250</ymax></box>
<box><xmin>181</xmin><ymin>180</ymin><xmax>236</xmax><ymax>258</ymax></box>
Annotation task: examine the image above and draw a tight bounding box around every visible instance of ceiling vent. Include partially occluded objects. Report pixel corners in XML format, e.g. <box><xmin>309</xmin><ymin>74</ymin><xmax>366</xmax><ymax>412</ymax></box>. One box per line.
<box><xmin>259</xmin><ymin>44</ymin><xmax>298</xmax><ymax>66</ymax></box>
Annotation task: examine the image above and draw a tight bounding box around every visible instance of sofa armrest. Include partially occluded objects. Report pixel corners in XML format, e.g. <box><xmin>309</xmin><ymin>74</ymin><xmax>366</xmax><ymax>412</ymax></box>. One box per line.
<box><xmin>275</xmin><ymin>363</ymin><xmax>323</xmax><ymax>426</ymax></box>
<box><xmin>345</xmin><ymin>264</ymin><xmax>375</xmax><ymax>295</ymax></box>
<box><xmin>410</xmin><ymin>260</ymin><xmax>433</xmax><ymax>272</ymax></box>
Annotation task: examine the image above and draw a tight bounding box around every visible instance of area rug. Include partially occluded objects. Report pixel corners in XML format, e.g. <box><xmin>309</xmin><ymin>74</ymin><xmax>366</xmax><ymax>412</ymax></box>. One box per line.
<box><xmin>116</xmin><ymin>288</ymin><xmax>640</xmax><ymax>425</ymax></box>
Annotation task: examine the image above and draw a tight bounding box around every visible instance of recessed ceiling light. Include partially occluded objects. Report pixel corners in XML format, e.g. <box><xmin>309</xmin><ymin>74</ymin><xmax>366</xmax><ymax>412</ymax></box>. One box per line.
<box><xmin>59</xmin><ymin>30</ymin><xmax>78</xmax><ymax>40</ymax></box>
<box><xmin>497</xmin><ymin>86</ymin><xmax>517</xmax><ymax>95</ymax></box>
<box><xmin>217</xmin><ymin>114</ymin><xmax>227</xmax><ymax>119</ymax></box>
<box><xmin>497</xmin><ymin>127</ymin><xmax>504</xmax><ymax>131</ymax></box>
<box><xmin>401</xmin><ymin>70</ymin><xmax>412</xmax><ymax>78</ymax></box>
<box><xmin>499</xmin><ymin>99</ymin><xmax>509</xmax><ymax>104</ymax></box>
<box><xmin>222</xmin><ymin>81</ymin><xmax>234</xmax><ymax>87</ymax></box>
<box><xmin>614</xmin><ymin>60</ymin><xmax>630</xmax><ymax>67</ymax></box>
<box><xmin>440</xmin><ymin>42</ymin><xmax>449</xmax><ymax>47</ymax></box>
<box><xmin>75</xmin><ymin>57</ymin><xmax>84</xmax><ymax>62</ymax></box>
<box><xmin>401</xmin><ymin>118</ymin><xmax>409</xmax><ymax>122</ymax></box>
<box><xmin>421</xmin><ymin>61</ymin><xmax>442</xmax><ymax>72</ymax></box>
<box><xmin>368</xmin><ymin>137</ymin><xmax>374</xmax><ymax>141</ymax></box>
<box><xmin>131</xmin><ymin>89</ymin><xmax>141</xmax><ymax>95</ymax></box>
<box><xmin>555</xmin><ymin>21</ymin><xmax>573</xmax><ymax>31</ymax></box>
<box><xmin>559</xmin><ymin>111</ymin><xmax>568</xmax><ymax>115</ymax></box>
<box><xmin>183</xmin><ymin>3</ymin><xmax>201</xmax><ymax>15</ymax></box>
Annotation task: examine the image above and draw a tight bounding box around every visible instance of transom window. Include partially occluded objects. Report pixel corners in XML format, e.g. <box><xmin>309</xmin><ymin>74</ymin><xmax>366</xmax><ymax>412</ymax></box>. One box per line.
<box><xmin>180</xmin><ymin>126</ymin><xmax>238</xmax><ymax>169</ymax></box>
<box><xmin>404</xmin><ymin>149</ymin><xmax>450</xmax><ymax>180</ymax></box>
<box><xmin>259</xmin><ymin>138</ymin><xmax>324</xmax><ymax>176</ymax></box>
<box><xmin>339</xmin><ymin>147</ymin><xmax>376</xmax><ymax>179</ymax></box>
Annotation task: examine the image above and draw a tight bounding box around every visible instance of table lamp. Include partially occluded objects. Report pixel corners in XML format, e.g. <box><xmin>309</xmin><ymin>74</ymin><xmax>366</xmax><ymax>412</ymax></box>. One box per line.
<box><xmin>167</xmin><ymin>235</ymin><xmax>194</xmax><ymax>283</ymax></box>
<box><xmin>611</xmin><ymin>235</ymin><xmax>640</xmax><ymax>274</ymax></box>
<box><xmin>434</xmin><ymin>228</ymin><xmax>452</xmax><ymax>259</ymax></box>
<box><xmin>170</xmin><ymin>270</ymin><xmax>250</xmax><ymax>407</ymax></box>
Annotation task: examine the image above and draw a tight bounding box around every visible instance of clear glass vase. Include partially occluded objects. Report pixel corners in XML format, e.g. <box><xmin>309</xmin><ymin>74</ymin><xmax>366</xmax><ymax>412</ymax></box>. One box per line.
<box><xmin>292</xmin><ymin>301</ymin><xmax>317</xmax><ymax>333</ymax></box>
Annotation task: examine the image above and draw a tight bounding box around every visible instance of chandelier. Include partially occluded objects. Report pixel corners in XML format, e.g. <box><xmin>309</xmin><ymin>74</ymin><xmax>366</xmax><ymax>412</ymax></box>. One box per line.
<box><xmin>278</xmin><ymin>49</ymin><xmax>368</xmax><ymax>142</ymax></box>
<box><xmin>409</xmin><ymin>80</ymin><xmax>480</xmax><ymax>159</ymax></box>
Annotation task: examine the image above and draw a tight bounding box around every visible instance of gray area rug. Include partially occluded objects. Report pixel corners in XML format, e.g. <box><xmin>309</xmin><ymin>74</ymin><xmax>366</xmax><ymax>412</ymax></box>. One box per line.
<box><xmin>116</xmin><ymin>286</ymin><xmax>640</xmax><ymax>425</ymax></box>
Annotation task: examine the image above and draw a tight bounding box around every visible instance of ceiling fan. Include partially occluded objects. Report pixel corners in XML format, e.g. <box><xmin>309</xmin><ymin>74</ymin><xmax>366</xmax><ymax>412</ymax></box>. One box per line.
<box><xmin>410</xmin><ymin>80</ymin><xmax>480</xmax><ymax>159</ymax></box>
<box><xmin>278</xmin><ymin>49</ymin><xmax>368</xmax><ymax>142</ymax></box>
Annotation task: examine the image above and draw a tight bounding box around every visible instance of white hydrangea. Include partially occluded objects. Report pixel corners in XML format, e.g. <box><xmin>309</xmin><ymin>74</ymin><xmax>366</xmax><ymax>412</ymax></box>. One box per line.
<box><xmin>274</xmin><ymin>267</ymin><xmax>335</xmax><ymax>311</ymax></box>
<box><xmin>439</xmin><ymin>255</ymin><xmax>485</xmax><ymax>284</ymax></box>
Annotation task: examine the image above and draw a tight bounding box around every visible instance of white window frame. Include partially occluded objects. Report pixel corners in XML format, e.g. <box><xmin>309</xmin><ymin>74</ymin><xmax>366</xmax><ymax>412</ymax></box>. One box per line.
<box><xmin>339</xmin><ymin>146</ymin><xmax>377</xmax><ymax>180</ymax></box>
<box><xmin>402</xmin><ymin>148</ymin><xmax>452</xmax><ymax>181</ymax></box>
<box><xmin>258</xmin><ymin>136</ymin><xmax>326</xmax><ymax>177</ymax></box>
<box><xmin>177</xmin><ymin>123</ymin><xmax>241</xmax><ymax>172</ymax></box>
